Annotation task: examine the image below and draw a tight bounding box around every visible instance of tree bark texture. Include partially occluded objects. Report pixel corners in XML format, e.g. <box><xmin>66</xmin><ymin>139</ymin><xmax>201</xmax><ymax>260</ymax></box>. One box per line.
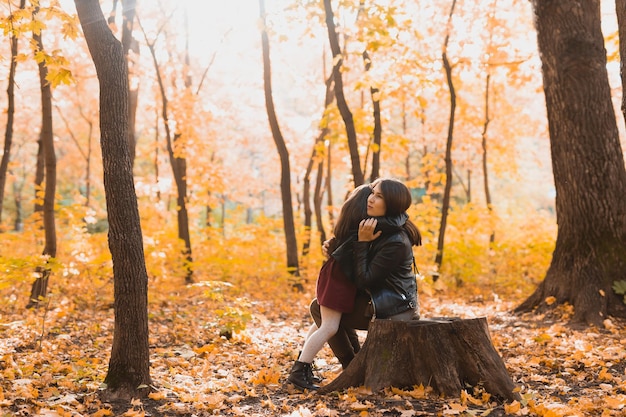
<box><xmin>260</xmin><ymin>0</ymin><xmax>300</xmax><ymax>277</ymax></box>
<box><xmin>318</xmin><ymin>318</ymin><xmax>520</xmax><ymax>402</ymax></box>
<box><xmin>74</xmin><ymin>0</ymin><xmax>152</xmax><ymax>398</ymax></box>
<box><xmin>323</xmin><ymin>0</ymin><xmax>364</xmax><ymax>187</ymax></box>
<box><xmin>517</xmin><ymin>0</ymin><xmax>626</xmax><ymax>324</ymax></box>
<box><xmin>28</xmin><ymin>18</ymin><xmax>57</xmax><ymax>307</ymax></box>
<box><xmin>616</xmin><ymin>0</ymin><xmax>626</xmax><ymax>118</ymax></box>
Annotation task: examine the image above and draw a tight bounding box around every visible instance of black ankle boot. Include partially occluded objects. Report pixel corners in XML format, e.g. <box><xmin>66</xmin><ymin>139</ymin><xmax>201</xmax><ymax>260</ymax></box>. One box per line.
<box><xmin>296</xmin><ymin>351</ymin><xmax>322</xmax><ymax>384</ymax></box>
<box><xmin>287</xmin><ymin>361</ymin><xmax>319</xmax><ymax>391</ymax></box>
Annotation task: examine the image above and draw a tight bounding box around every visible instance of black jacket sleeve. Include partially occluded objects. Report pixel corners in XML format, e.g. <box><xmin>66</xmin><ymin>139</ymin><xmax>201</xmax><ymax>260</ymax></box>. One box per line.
<box><xmin>353</xmin><ymin>236</ymin><xmax>406</xmax><ymax>290</ymax></box>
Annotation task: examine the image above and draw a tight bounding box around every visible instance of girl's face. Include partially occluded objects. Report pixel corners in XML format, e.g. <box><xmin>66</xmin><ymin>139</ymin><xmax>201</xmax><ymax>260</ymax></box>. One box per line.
<box><xmin>367</xmin><ymin>183</ymin><xmax>386</xmax><ymax>217</ymax></box>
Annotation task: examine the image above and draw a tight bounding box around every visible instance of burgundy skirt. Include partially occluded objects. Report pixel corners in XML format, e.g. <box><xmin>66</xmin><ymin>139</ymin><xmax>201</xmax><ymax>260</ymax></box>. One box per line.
<box><xmin>316</xmin><ymin>258</ymin><xmax>357</xmax><ymax>313</ymax></box>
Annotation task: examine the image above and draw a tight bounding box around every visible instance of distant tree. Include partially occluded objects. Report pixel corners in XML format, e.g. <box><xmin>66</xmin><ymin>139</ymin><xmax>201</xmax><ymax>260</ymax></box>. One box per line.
<box><xmin>323</xmin><ymin>0</ymin><xmax>364</xmax><ymax>187</ymax></box>
<box><xmin>27</xmin><ymin>7</ymin><xmax>57</xmax><ymax>308</ymax></box>
<box><xmin>0</xmin><ymin>0</ymin><xmax>26</xmax><ymax>230</ymax></box>
<box><xmin>138</xmin><ymin>14</ymin><xmax>194</xmax><ymax>284</ymax></box>
<box><xmin>259</xmin><ymin>0</ymin><xmax>300</xmax><ymax>277</ymax></box>
<box><xmin>434</xmin><ymin>0</ymin><xmax>458</xmax><ymax>274</ymax></box>
<box><xmin>55</xmin><ymin>95</ymin><xmax>95</xmax><ymax>207</ymax></box>
<box><xmin>74</xmin><ymin>0</ymin><xmax>152</xmax><ymax>398</ymax></box>
<box><xmin>516</xmin><ymin>0</ymin><xmax>626</xmax><ymax>325</ymax></box>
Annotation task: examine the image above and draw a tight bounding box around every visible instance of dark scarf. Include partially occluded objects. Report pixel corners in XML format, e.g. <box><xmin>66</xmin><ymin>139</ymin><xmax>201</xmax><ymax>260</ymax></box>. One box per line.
<box><xmin>330</xmin><ymin>212</ymin><xmax>408</xmax><ymax>280</ymax></box>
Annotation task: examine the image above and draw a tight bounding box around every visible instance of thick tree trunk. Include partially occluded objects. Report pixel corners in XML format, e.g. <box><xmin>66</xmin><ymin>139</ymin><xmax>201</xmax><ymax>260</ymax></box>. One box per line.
<box><xmin>516</xmin><ymin>0</ymin><xmax>626</xmax><ymax>325</ymax></box>
<box><xmin>260</xmin><ymin>0</ymin><xmax>300</xmax><ymax>277</ymax></box>
<box><xmin>28</xmin><ymin>20</ymin><xmax>57</xmax><ymax>308</ymax></box>
<box><xmin>616</xmin><ymin>0</ymin><xmax>626</xmax><ymax>118</ymax></box>
<box><xmin>318</xmin><ymin>318</ymin><xmax>520</xmax><ymax>402</ymax></box>
<box><xmin>75</xmin><ymin>0</ymin><xmax>152</xmax><ymax>398</ymax></box>
<box><xmin>323</xmin><ymin>0</ymin><xmax>364</xmax><ymax>187</ymax></box>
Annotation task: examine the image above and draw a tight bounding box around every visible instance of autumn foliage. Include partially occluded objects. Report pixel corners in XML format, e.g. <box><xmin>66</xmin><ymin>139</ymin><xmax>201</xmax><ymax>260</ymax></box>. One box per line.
<box><xmin>1</xmin><ymin>0</ymin><xmax>626</xmax><ymax>416</ymax></box>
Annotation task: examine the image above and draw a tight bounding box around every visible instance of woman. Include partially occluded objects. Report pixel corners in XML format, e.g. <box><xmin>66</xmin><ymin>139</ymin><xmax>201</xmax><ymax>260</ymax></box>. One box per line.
<box><xmin>287</xmin><ymin>183</ymin><xmax>371</xmax><ymax>391</ymax></box>
<box><xmin>355</xmin><ymin>177</ymin><xmax>422</xmax><ymax>319</ymax></box>
<box><xmin>308</xmin><ymin>177</ymin><xmax>421</xmax><ymax>370</ymax></box>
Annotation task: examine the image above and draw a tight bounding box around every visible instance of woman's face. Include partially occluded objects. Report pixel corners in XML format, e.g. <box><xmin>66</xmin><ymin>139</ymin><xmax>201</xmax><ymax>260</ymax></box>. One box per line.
<box><xmin>367</xmin><ymin>183</ymin><xmax>386</xmax><ymax>217</ymax></box>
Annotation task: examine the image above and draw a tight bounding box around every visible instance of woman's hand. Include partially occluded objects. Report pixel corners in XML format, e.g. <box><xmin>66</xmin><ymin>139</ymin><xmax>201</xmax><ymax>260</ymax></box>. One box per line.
<box><xmin>322</xmin><ymin>239</ymin><xmax>331</xmax><ymax>257</ymax></box>
<box><xmin>358</xmin><ymin>218</ymin><xmax>382</xmax><ymax>242</ymax></box>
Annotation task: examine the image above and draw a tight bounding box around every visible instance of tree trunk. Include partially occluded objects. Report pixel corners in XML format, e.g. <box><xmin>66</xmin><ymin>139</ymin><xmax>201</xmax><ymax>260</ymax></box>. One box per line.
<box><xmin>318</xmin><ymin>318</ymin><xmax>520</xmax><ymax>402</ymax></box>
<box><xmin>516</xmin><ymin>0</ymin><xmax>626</xmax><ymax>325</ymax></box>
<box><xmin>434</xmin><ymin>0</ymin><xmax>458</xmax><ymax>272</ymax></box>
<box><xmin>173</xmin><ymin>134</ymin><xmax>194</xmax><ymax>284</ymax></box>
<box><xmin>74</xmin><ymin>0</ymin><xmax>152</xmax><ymax>398</ymax></box>
<box><xmin>313</xmin><ymin>158</ymin><xmax>326</xmax><ymax>248</ymax></box>
<box><xmin>325</xmin><ymin>141</ymin><xmax>334</xmax><ymax>230</ymax></box>
<box><xmin>13</xmin><ymin>179</ymin><xmax>24</xmax><ymax>232</ymax></box>
<box><xmin>616</xmin><ymin>0</ymin><xmax>626</xmax><ymax>119</ymax></box>
<box><xmin>140</xmin><ymin>24</ymin><xmax>194</xmax><ymax>284</ymax></box>
<box><xmin>481</xmin><ymin>73</ymin><xmax>495</xmax><ymax>244</ymax></box>
<box><xmin>28</xmin><ymin>17</ymin><xmax>57</xmax><ymax>308</ymax></box>
<box><xmin>0</xmin><ymin>0</ymin><xmax>25</xmax><ymax>229</ymax></box>
<box><xmin>323</xmin><ymin>0</ymin><xmax>364</xmax><ymax>187</ymax></box>
<box><xmin>259</xmin><ymin>0</ymin><xmax>300</xmax><ymax>278</ymax></box>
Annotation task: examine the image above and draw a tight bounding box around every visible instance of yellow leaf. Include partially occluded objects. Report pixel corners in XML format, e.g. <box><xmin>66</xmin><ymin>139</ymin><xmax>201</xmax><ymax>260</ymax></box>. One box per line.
<box><xmin>443</xmin><ymin>402</ymin><xmax>467</xmax><ymax>414</ymax></box>
<box><xmin>545</xmin><ymin>296</ymin><xmax>556</xmax><ymax>305</ymax></box>
<box><xmin>92</xmin><ymin>409</ymin><xmax>114</xmax><ymax>417</ymax></box>
<box><xmin>599</xmin><ymin>368</ymin><xmax>613</xmax><ymax>382</ymax></box>
<box><xmin>534</xmin><ymin>333</ymin><xmax>552</xmax><ymax>344</ymax></box>
<box><xmin>460</xmin><ymin>390</ymin><xmax>484</xmax><ymax>406</ymax></box>
<box><xmin>193</xmin><ymin>343</ymin><xmax>216</xmax><ymax>355</ymax></box>
<box><xmin>349</xmin><ymin>400</ymin><xmax>372</xmax><ymax>411</ymax></box>
<box><xmin>504</xmin><ymin>401</ymin><xmax>521</xmax><ymax>414</ymax></box>
<box><xmin>148</xmin><ymin>391</ymin><xmax>167</xmax><ymax>400</ymax></box>
<box><xmin>250</xmin><ymin>367</ymin><xmax>280</xmax><ymax>385</ymax></box>
<box><xmin>605</xmin><ymin>394</ymin><xmax>626</xmax><ymax>409</ymax></box>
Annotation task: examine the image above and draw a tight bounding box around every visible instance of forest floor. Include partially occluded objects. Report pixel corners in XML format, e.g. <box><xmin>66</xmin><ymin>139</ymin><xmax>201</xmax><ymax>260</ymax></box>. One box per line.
<box><xmin>1</xmin><ymin>283</ymin><xmax>625</xmax><ymax>417</ymax></box>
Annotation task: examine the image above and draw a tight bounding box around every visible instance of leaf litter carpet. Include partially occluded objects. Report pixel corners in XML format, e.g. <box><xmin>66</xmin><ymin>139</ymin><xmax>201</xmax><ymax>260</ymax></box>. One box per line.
<box><xmin>1</xmin><ymin>293</ymin><xmax>625</xmax><ymax>416</ymax></box>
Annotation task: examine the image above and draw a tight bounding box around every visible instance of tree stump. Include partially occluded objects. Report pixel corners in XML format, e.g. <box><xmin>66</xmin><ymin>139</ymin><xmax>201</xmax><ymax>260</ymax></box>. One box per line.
<box><xmin>318</xmin><ymin>317</ymin><xmax>520</xmax><ymax>402</ymax></box>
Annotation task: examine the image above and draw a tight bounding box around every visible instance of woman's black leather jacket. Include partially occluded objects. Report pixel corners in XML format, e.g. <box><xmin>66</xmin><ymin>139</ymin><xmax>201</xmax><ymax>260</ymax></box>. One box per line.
<box><xmin>352</xmin><ymin>214</ymin><xmax>417</xmax><ymax>318</ymax></box>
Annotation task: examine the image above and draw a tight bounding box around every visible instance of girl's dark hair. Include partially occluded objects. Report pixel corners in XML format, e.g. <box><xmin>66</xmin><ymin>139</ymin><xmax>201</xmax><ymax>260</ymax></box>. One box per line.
<box><xmin>373</xmin><ymin>177</ymin><xmax>422</xmax><ymax>246</ymax></box>
<box><xmin>333</xmin><ymin>183</ymin><xmax>371</xmax><ymax>241</ymax></box>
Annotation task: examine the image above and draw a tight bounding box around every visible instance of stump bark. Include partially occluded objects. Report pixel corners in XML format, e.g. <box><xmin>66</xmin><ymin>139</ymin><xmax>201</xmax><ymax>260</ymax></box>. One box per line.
<box><xmin>318</xmin><ymin>317</ymin><xmax>520</xmax><ymax>402</ymax></box>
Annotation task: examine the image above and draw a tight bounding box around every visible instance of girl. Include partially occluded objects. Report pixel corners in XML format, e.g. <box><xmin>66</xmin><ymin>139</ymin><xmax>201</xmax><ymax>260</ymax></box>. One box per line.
<box><xmin>287</xmin><ymin>184</ymin><xmax>371</xmax><ymax>390</ymax></box>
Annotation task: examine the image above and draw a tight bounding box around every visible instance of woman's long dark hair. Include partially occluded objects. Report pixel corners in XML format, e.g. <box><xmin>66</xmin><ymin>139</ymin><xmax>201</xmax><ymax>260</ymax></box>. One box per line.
<box><xmin>373</xmin><ymin>177</ymin><xmax>422</xmax><ymax>246</ymax></box>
